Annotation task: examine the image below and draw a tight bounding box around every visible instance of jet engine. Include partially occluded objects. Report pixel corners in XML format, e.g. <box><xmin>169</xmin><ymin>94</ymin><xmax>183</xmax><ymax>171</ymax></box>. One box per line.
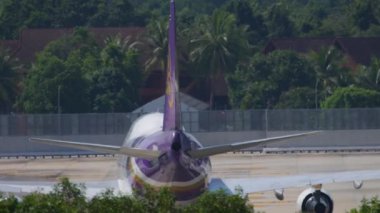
<box><xmin>296</xmin><ymin>188</ymin><xmax>333</xmax><ymax>213</ymax></box>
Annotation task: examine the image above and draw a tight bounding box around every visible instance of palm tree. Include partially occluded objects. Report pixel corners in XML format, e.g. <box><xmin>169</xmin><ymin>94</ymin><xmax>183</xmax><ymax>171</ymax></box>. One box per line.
<box><xmin>0</xmin><ymin>48</ymin><xmax>20</xmax><ymax>113</ymax></box>
<box><xmin>101</xmin><ymin>36</ymin><xmax>140</xmax><ymax>67</ymax></box>
<box><xmin>91</xmin><ymin>36</ymin><xmax>142</xmax><ymax>112</ymax></box>
<box><xmin>355</xmin><ymin>57</ymin><xmax>380</xmax><ymax>90</ymax></box>
<box><xmin>144</xmin><ymin>19</ymin><xmax>168</xmax><ymax>74</ymax></box>
<box><xmin>190</xmin><ymin>9</ymin><xmax>250</xmax><ymax>107</ymax></box>
<box><xmin>308</xmin><ymin>46</ymin><xmax>352</xmax><ymax>108</ymax></box>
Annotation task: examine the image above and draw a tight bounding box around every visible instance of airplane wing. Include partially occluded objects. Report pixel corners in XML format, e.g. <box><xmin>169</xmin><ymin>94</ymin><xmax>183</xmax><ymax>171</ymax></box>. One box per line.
<box><xmin>29</xmin><ymin>138</ymin><xmax>161</xmax><ymax>159</ymax></box>
<box><xmin>208</xmin><ymin>170</ymin><xmax>380</xmax><ymax>194</ymax></box>
<box><xmin>0</xmin><ymin>179</ymin><xmax>123</xmax><ymax>199</ymax></box>
<box><xmin>188</xmin><ymin>131</ymin><xmax>320</xmax><ymax>158</ymax></box>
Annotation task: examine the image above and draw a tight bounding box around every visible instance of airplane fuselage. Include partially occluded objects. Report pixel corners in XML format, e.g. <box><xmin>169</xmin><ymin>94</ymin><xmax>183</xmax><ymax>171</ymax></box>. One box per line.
<box><xmin>118</xmin><ymin>113</ymin><xmax>211</xmax><ymax>203</ymax></box>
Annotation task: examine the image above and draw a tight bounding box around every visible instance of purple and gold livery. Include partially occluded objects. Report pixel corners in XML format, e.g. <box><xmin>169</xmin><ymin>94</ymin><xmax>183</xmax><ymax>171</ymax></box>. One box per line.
<box><xmin>29</xmin><ymin>1</ymin><xmax>374</xmax><ymax>210</ymax></box>
<box><xmin>164</xmin><ymin>0</ymin><xmax>180</xmax><ymax>131</ymax></box>
<box><xmin>119</xmin><ymin>113</ymin><xmax>210</xmax><ymax>203</ymax></box>
<box><xmin>32</xmin><ymin>0</ymin><xmax>212</xmax><ymax>203</ymax></box>
<box><xmin>29</xmin><ymin>0</ymin><xmax>324</xmax><ymax>206</ymax></box>
<box><xmin>119</xmin><ymin>0</ymin><xmax>210</xmax><ymax>203</ymax></box>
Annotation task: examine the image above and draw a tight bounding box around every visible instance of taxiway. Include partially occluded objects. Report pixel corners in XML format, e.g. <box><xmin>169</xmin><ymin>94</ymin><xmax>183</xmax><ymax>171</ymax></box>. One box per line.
<box><xmin>0</xmin><ymin>153</ymin><xmax>379</xmax><ymax>212</ymax></box>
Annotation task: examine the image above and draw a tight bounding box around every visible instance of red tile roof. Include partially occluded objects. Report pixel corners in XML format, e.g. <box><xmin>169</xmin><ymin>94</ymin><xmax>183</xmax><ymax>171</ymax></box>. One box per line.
<box><xmin>0</xmin><ymin>27</ymin><xmax>221</xmax><ymax>104</ymax></box>
<box><xmin>264</xmin><ymin>37</ymin><xmax>380</xmax><ymax>65</ymax></box>
<box><xmin>263</xmin><ymin>38</ymin><xmax>335</xmax><ymax>54</ymax></box>
<box><xmin>335</xmin><ymin>38</ymin><xmax>380</xmax><ymax>65</ymax></box>
<box><xmin>0</xmin><ymin>40</ymin><xmax>20</xmax><ymax>55</ymax></box>
<box><xmin>1</xmin><ymin>27</ymin><xmax>145</xmax><ymax>64</ymax></box>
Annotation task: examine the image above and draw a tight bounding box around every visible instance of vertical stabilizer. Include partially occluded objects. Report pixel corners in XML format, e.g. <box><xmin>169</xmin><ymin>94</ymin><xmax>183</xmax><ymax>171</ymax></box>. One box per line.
<box><xmin>163</xmin><ymin>0</ymin><xmax>180</xmax><ymax>131</ymax></box>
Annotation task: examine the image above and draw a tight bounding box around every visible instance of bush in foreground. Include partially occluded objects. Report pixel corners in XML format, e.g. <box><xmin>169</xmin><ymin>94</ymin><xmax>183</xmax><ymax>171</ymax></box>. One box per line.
<box><xmin>349</xmin><ymin>196</ymin><xmax>380</xmax><ymax>213</ymax></box>
<box><xmin>0</xmin><ymin>178</ymin><xmax>254</xmax><ymax>213</ymax></box>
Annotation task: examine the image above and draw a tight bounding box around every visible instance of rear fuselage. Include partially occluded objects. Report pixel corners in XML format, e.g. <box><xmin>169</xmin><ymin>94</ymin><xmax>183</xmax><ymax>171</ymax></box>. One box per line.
<box><xmin>118</xmin><ymin>113</ymin><xmax>211</xmax><ymax>203</ymax></box>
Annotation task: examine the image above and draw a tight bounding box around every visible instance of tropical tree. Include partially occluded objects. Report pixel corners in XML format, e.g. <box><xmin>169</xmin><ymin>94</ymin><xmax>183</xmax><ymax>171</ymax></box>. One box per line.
<box><xmin>0</xmin><ymin>0</ymin><xmax>144</xmax><ymax>39</ymax></box>
<box><xmin>275</xmin><ymin>87</ymin><xmax>316</xmax><ymax>109</ymax></box>
<box><xmin>0</xmin><ymin>0</ymin><xmax>35</xmax><ymax>39</ymax></box>
<box><xmin>350</xmin><ymin>196</ymin><xmax>380</xmax><ymax>213</ymax></box>
<box><xmin>144</xmin><ymin>19</ymin><xmax>168</xmax><ymax>74</ymax></box>
<box><xmin>0</xmin><ymin>192</ymin><xmax>18</xmax><ymax>212</ymax></box>
<box><xmin>89</xmin><ymin>0</ymin><xmax>145</xmax><ymax>27</ymax></box>
<box><xmin>0</xmin><ymin>48</ymin><xmax>20</xmax><ymax>113</ymax></box>
<box><xmin>228</xmin><ymin>51</ymin><xmax>316</xmax><ymax>109</ymax></box>
<box><xmin>225</xmin><ymin>0</ymin><xmax>268</xmax><ymax>46</ymax></box>
<box><xmin>143</xmin><ymin>16</ymin><xmax>196</xmax><ymax>102</ymax></box>
<box><xmin>265</xmin><ymin>3</ymin><xmax>295</xmax><ymax>38</ymax></box>
<box><xmin>18</xmin><ymin>28</ymin><xmax>99</xmax><ymax>113</ymax></box>
<box><xmin>321</xmin><ymin>86</ymin><xmax>380</xmax><ymax>108</ymax></box>
<box><xmin>88</xmin><ymin>189</ymin><xmax>141</xmax><ymax>213</ymax></box>
<box><xmin>307</xmin><ymin>46</ymin><xmax>353</xmax><ymax>108</ymax></box>
<box><xmin>0</xmin><ymin>178</ymin><xmax>255</xmax><ymax>212</ymax></box>
<box><xmin>90</xmin><ymin>36</ymin><xmax>142</xmax><ymax>112</ymax></box>
<box><xmin>190</xmin><ymin>9</ymin><xmax>250</xmax><ymax>108</ymax></box>
<box><xmin>349</xmin><ymin>0</ymin><xmax>380</xmax><ymax>31</ymax></box>
<box><xmin>354</xmin><ymin>57</ymin><xmax>380</xmax><ymax>91</ymax></box>
<box><xmin>0</xmin><ymin>0</ymin><xmax>98</xmax><ymax>38</ymax></box>
<box><xmin>183</xmin><ymin>189</ymin><xmax>254</xmax><ymax>213</ymax></box>
<box><xmin>16</xmin><ymin>177</ymin><xmax>87</xmax><ymax>212</ymax></box>
<box><xmin>292</xmin><ymin>1</ymin><xmax>327</xmax><ymax>36</ymax></box>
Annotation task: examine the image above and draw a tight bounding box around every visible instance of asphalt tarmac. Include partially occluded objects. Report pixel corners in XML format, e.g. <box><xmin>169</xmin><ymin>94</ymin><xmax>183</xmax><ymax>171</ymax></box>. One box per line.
<box><xmin>0</xmin><ymin>153</ymin><xmax>379</xmax><ymax>212</ymax></box>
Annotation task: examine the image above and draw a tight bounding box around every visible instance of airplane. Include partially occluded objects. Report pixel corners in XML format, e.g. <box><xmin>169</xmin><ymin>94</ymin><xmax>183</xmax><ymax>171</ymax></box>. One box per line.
<box><xmin>2</xmin><ymin>0</ymin><xmax>380</xmax><ymax>212</ymax></box>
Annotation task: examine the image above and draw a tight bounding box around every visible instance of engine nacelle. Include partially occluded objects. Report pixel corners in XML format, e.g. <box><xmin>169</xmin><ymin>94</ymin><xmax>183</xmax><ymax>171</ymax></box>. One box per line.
<box><xmin>296</xmin><ymin>188</ymin><xmax>333</xmax><ymax>213</ymax></box>
<box><xmin>353</xmin><ymin>180</ymin><xmax>363</xmax><ymax>189</ymax></box>
<box><xmin>274</xmin><ymin>189</ymin><xmax>284</xmax><ymax>200</ymax></box>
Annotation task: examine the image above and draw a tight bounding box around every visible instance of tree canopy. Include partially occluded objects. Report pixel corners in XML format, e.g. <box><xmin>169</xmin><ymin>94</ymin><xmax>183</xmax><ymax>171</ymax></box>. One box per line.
<box><xmin>0</xmin><ymin>48</ymin><xmax>20</xmax><ymax>113</ymax></box>
<box><xmin>228</xmin><ymin>51</ymin><xmax>316</xmax><ymax>109</ymax></box>
<box><xmin>3</xmin><ymin>0</ymin><xmax>380</xmax><ymax>42</ymax></box>
<box><xmin>90</xmin><ymin>36</ymin><xmax>142</xmax><ymax>112</ymax></box>
<box><xmin>321</xmin><ymin>86</ymin><xmax>380</xmax><ymax>108</ymax></box>
<box><xmin>17</xmin><ymin>28</ymin><xmax>143</xmax><ymax>113</ymax></box>
<box><xmin>0</xmin><ymin>0</ymin><xmax>145</xmax><ymax>39</ymax></box>
<box><xmin>17</xmin><ymin>28</ymin><xmax>97</xmax><ymax>113</ymax></box>
<box><xmin>190</xmin><ymin>9</ymin><xmax>250</xmax><ymax>107</ymax></box>
<box><xmin>2</xmin><ymin>0</ymin><xmax>380</xmax><ymax>112</ymax></box>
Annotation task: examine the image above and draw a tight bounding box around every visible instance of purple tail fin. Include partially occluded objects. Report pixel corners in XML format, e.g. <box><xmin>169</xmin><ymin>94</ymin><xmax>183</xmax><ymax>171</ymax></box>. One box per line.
<box><xmin>163</xmin><ymin>0</ymin><xmax>180</xmax><ymax>131</ymax></box>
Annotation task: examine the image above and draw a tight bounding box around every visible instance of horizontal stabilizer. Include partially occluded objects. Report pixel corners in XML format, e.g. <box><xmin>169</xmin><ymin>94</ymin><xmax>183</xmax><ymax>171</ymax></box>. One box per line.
<box><xmin>0</xmin><ymin>179</ymin><xmax>122</xmax><ymax>199</ymax></box>
<box><xmin>29</xmin><ymin>138</ymin><xmax>161</xmax><ymax>159</ymax></box>
<box><xmin>187</xmin><ymin>131</ymin><xmax>320</xmax><ymax>158</ymax></box>
<box><xmin>0</xmin><ymin>184</ymin><xmax>22</xmax><ymax>193</ymax></box>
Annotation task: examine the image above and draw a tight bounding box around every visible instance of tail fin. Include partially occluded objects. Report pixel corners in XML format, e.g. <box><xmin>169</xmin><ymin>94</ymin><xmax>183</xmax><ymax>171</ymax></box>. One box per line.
<box><xmin>163</xmin><ymin>0</ymin><xmax>180</xmax><ymax>131</ymax></box>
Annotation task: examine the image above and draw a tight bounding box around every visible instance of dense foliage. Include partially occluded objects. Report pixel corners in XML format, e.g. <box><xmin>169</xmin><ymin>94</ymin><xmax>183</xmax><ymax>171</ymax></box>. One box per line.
<box><xmin>0</xmin><ymin>178</ymin><xmax>254</xmax><ymax>213</ymax></box>
<box><xmin>0</xmin><ymin>48</ymin><xmax>20</xmax><ymax>113</ymax></box>
<box><xmin>4</xmin><ymin>0</ymin><xmax>380</xmax><ymax>40</ymax></box>
<box><xmin>17</xmin><ymin>28</ymin><xmax>98</xmax><ymax>113</ymax></box>
<box><xmin>1</xmin><ymin>177</ymin><xmax>379</xmax><ymax>212</ymax></box>
<box><xmin>90</xmin><ymin>36</ymin><xmax>142</xmax><ymax>112</ymax></box>
<box><xmin>2</xmin><ymin>0</ymin><xmax>380</xmax><ymax>112</ymax></box>
<box><xmin>0</xmin><ymin>0</ymin><xmax>145</xmax><ymax>40</ymax></box>
<box><xmin>17</xmin><ymin>28</ymin><xmax>142</xmax><ymax>113</ymax></box>
<box><xmin>190</xmin><ymin>9</ymin><xmax>250</xmax><ymax>107</ymax></box>
<box><xmin>354</xmin><ymin>58</ymin><xmax>380</xmax><ymax>91</ymax></box>
<box><xmin>349</xmin><ymin>196</ymin><xmax>380</xmax><ymax>213</ymax></box>
<box><xmin>228</xmin><ymin>51</ymin><xmax>316</xmax><ymax>109</ymax></box>
<box><xmin>321</xmin><ymin>86</ymin><xmax>380</xmax><ymax>108</ymax></box>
